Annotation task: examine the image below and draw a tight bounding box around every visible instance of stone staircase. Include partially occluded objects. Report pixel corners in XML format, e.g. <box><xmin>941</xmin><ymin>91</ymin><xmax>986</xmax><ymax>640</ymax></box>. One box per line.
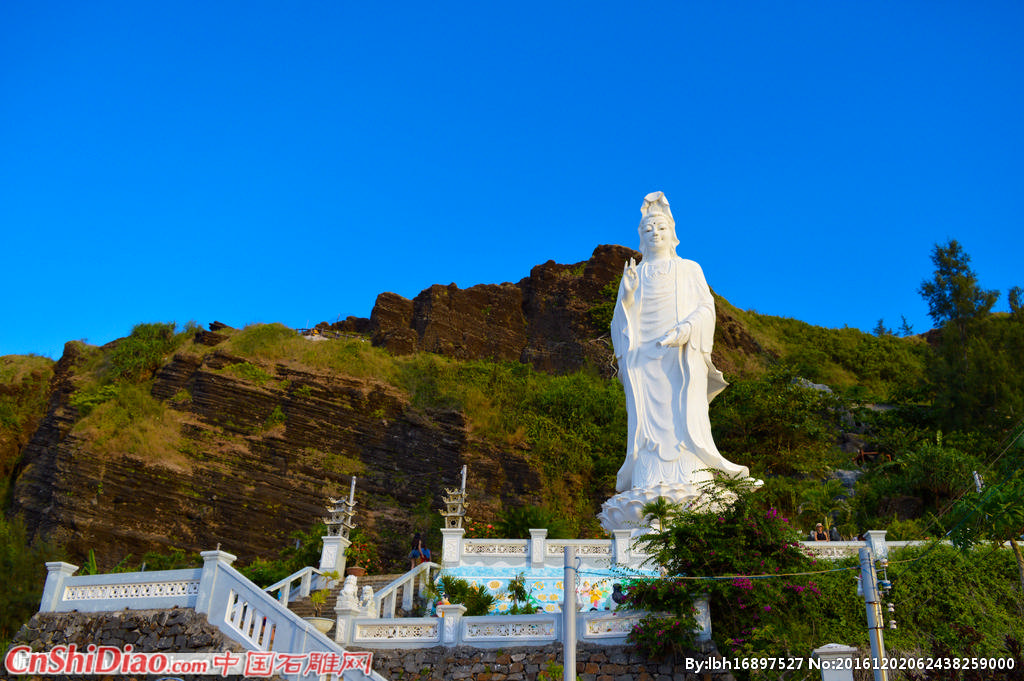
<box><xmin>286</xmin><ymin>573</ymin><xmax>419</xmax><ymax>620</ymax></box>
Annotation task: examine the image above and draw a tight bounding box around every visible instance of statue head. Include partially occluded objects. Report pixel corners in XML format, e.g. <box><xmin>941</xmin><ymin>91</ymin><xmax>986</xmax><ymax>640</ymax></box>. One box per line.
<box><xmin>638</xmin><ymin>191</ymin><xmax>679</xmax><ymax>257</ymax></box>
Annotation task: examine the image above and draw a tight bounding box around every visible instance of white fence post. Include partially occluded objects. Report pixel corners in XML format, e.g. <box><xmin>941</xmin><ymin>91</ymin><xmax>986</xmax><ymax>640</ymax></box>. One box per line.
<box><xmin>865</xmin><ymin>530</ymin><xmax>888</xmax><ymax>560</ymax></box>
<box><xmin>437</xmin><ymin>603</ymin><xmax>467</xmax><ymax>645</ymax></box>
<box><xmin>812</xmin><ymin>643</ymin><xmax>859</xmax><ymax>681</ymax></box>
<box><xmin>40</xmin><ymin>562</ymin><xmax>78</xmax><ymax>612</ymax></box>
<box><xmin>320</xmin><ymin>534</ymin><xmax>349</xmax><ymax>573</ymax></box>
<box><xmin>440</xmin><ymin>528</ymin><xmax>465</xmax><ymax>567</ymax></box>
<box><xmin>195</xmin><ymin>549</ymin><xmax>237</xmax><ymax>616</ymax></box>
<box><xmin>611</xmin><ymin>529</ymin><xmax>631</xmax><ymax>565</ymax></box>
<box><xmin>530</xmin><ymin>528</ymin><xmax>548</xmax><ymax>568</ymax></box>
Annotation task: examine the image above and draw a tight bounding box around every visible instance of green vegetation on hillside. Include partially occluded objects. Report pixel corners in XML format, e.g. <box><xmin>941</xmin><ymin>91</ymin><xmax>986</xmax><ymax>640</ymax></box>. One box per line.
<box><xmin>0</xmin><ymin>480</ymin><xmax>62</xmax><ymax>652</ymax></box>
<box><xmin>0</xmin><ymin>355</ymin><xmax>53</xmax><ymax>433</ymax></box>
<box><xmin>626</xmin><ymin>484</ymin><xmax>1024</xmax><ymax>675</ymax></box>
<box><xmin>2</xmin><ymin>238</ymin><xmax>1023</xmax><ymax>660</ymax></box>
<box><xmin>223</xmin><ymin>325</ymin><xmax>629</xmax><ymax>531</ymax></box>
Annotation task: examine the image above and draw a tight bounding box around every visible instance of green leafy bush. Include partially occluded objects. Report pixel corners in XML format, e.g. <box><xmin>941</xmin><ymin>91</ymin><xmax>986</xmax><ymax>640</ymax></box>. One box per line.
<box><xmin>886</xmin><ymin>544</ymin><xmax>1024</xmax><ymax>656</ymax></box>
<box><xmin>710</xmin><ymin>366</ymin><xmax>847</xmax><ymax>478</ymax></box>
<box><xmin>432</xmin><ymin>574</ymin><xmax>495</xmax><ymax>616</ymax></box>
<box><xmin>497</xmin><ymin>506</ymin><xmax>571</xmax><ymax>539</ymax></box>
<box><xmin>503</xmin><ymin>572</ymin><xmax>541</xmax><ymax>614</ymax></box>
<box><xmin>224</xmin><ymin>361</ymin><xmax>274</xmax><ymax>385</ymax></box>
<box><xmin>0</xmin><ymin>355</ymin><xmax>53</xmax><ymax>432</ymax></box>
<box><xmin>0</xmin><ymin>503</ymin><xmax>63</xmax><ymax>651</ymax></box>
<box><xmin>69</xmin><ymin>383</ymin><xmax>121</xmax><ymax>415</ymax></box>
<box><xmin>106</xmin><ymin>322</ymin><xmax>196</xmax><ymax>382</ymax></box>
<box><xmin>239</xmin><ymin>522</ymin><xmax>327</xmax><ymax>587</ymax></box>
<box><xmin>345</xmin><ymin>527</ymin><xmax>383</xmax><ymax>574</ymax></box>
<box><xmin>628</xmin><ymin>480</ymin><xmax>864</xmax><ymax>662</ymax></box>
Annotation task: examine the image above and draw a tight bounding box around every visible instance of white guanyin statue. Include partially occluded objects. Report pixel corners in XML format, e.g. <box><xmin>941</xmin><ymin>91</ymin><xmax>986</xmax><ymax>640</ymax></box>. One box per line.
<box><xmin>597</xmin><ymin>191</ymin><xmax>753</xmax><ymax>533</ymax></box>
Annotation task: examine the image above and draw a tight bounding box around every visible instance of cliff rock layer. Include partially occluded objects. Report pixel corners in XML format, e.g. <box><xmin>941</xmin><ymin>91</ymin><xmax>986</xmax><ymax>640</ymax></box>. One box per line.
<box><xmin>10</xmin><ymin>339</ymin><xmax>541</xmax><ymax>570</ymax></box>
<box><xmin>7</xmin><ymin>243</ymin><xmax>765</xmax><ymax>570</ymax></box>
<box><xmin>364</xmin><ymin>244</ymin><xmax>764</xmax><ymax>378</ymax></box>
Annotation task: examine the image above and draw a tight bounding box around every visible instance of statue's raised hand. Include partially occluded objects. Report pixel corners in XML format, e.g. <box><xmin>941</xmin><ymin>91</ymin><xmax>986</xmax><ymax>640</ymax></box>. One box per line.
<box><xmin>622</xmin><ymin>258</ymin><xmax>639</xmax><ymax>299</ymax></box>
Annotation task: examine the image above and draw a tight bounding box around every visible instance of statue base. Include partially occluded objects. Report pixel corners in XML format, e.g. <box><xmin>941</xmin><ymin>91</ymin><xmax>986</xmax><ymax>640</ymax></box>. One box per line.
<box><xmin>598</xmin><ymin>478</ymin><xmax>760</xmax><ymax>534</ymax></box>
<box><xmin>597</xmin><ymin>483</ymin><xmax>705</xmax><ymax>534</ymax></box>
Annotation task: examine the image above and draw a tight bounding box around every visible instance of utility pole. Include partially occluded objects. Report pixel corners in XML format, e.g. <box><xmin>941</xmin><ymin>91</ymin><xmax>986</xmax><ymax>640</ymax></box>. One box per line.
<box><xmin>563</xmin><ymin>547</ymin><xmax>576</xmax><ymax>681</ymax></box>
<box><xmin>859</xmin><ymin>547</ymin><xmax>888</xmax><ymax>681</ymax></box>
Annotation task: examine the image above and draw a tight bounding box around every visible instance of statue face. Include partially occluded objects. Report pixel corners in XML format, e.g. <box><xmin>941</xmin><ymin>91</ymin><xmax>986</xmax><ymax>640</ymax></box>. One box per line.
<box><xmin>640</xmin><ymin>215</ymin><xmax>675</xmax><ymax>255</ymax></box>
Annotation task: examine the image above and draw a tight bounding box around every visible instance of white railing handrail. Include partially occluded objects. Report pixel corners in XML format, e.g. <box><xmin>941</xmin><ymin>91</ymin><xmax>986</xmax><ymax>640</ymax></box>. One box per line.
<box><xmin>196</xmin><ymin>552</ymin><xmax>386</xmax><ymax>680</ymax></box>
<box><xmin>264</xmin><ymin>565</ymin><xmax>335</xmax><ymax>604</ymax></box>
<box><xmin>345</xmin><ymin>609</ymin><xmax>649</xmax><ymax>649</ymax></box>
<box><xmin>40</xmin><ymin>566</ymin><xmax>203</xmax><ymax>613</ymax></box>
<box><xmin>372</xmin><ymin>561</ymin><xmax>439</xmax><ymax>618</ymax></box>
<box><xmin>40</xmin><ymin>553</ymin><xmax>386</xmax><ymax>681</ymax></box>
<box><xmin>798</xmin><ymin>538</ymin><xmax>951</xmax><ymax>558</ymax></box>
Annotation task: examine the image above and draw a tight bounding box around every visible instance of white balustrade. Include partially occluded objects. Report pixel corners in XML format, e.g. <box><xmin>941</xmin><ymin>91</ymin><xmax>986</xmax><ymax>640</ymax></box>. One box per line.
<box><xmin>264</xmin><ymin>566</ymin><xmax>335</xmax><ymax>604</ymax></box>
<box><xmin>38</xmin><ymin>551</ymin><xmax>387</xmax><ymax>681</ymax></box>
<box><xmin>371</xmin><ymin>561</ymin><xmax>438</xmax><ymax>618</ymax></box>
<box><xmin>41</xmin><ymin>563</ymin><xmax>202</xmax><ymax>613</ymax></box>
<box><xmin>441</xmin><ymin>527</ymin><xmax>649</xmax><ymax>570</ymax></box>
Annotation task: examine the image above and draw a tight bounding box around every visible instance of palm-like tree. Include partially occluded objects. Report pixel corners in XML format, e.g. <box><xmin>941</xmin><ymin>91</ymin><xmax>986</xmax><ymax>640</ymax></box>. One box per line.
<box><xmin>641</xmin><ymin>497</ymin><xmax>681</xmax><ymax>530</ymax></box>
<box><xmin>797</xmin><ymin>479</ymin><xmax>849</xmax><ymax>535</ymax></box>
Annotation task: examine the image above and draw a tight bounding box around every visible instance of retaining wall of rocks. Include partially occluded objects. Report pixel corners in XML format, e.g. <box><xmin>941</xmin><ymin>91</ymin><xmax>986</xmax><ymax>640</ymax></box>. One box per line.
<box><xmin>8</xmin><ymin>609</ymin><xmax>247</xmax><ymax>681</ymax></box>
<box><xmin>359</xmin><ymin>643</ymin><xmax>736</xmax><ymax>681</ymax></box>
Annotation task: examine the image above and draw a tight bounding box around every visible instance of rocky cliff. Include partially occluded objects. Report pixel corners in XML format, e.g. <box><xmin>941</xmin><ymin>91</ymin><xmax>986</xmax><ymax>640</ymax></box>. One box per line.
<box><xmin>331</xmin><ymin>244</ymin><xmax>764</xmax><ymax>378</ymax></box>
<box><xmin>6</xmin><ymin>244</ymin><xmax>768</xmax><ymax>571</ymax></box>
<box><xmin>10</xmin><ymin>335</ymin><xmax>550</xmax><ymax>570</ymax></box>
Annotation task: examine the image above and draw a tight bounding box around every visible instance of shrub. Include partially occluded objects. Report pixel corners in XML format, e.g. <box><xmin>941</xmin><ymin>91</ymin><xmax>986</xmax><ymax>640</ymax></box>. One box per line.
<box><xmin>432</xmin><ymin>574</ymin><xmax>496</xmax><ymax>616</ymax></box>
<box><xmin>497</xmin><ymin>506</ymin><xmax>571</xmax><ymax>539</ymax></box>
<box><xmin>71</xmin><ymin>382</ymin><xmax>183</xmax><ymax>460</ymax></box>
<box><xmin>106</xmin><ymin>322</ymin><xmax>195</xmax><ymax>382</ymax></box>
<box><xmin>345</xmin><ymin>527</ymin><xmax>383</xmax><ymax>574</ymax></box>
<box><xmin>224</xmin><ymin>361</ymin><xmax>274</xmax><ymax>385</ymax></box>
<box><xmin>0</xmin><ymin>504</ymin><xmax>63</xmax><ymax>651</ymax></box>
<box><xmin>628</xmin><ymin>479</ymin><xmax>863</xmax><ymax>660</ymax></box>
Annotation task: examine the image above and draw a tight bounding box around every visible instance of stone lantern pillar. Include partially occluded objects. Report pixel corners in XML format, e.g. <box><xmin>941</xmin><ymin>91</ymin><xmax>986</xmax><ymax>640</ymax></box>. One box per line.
<box><xmin>439</xmin><ymin>465</ymin><xmax>469</xmax><ymax>567</ymax></box>
<box><xmin>322</xmin><ymin>476</ymin><xmax>357</xmax><ymax>573</ymax></box>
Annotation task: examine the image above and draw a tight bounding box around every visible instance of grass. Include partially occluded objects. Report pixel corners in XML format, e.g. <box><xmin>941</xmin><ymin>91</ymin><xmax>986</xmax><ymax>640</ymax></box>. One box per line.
<box><xmin>713</xmin><ymin>295</ymin><xmax>930</xmax><ymax>401</ymax></box>
<box><xmin>0</xmin><ymin>355</ymin><xmax>53</xmax><ymax>431</ymax></box>
<box><xmin>223</xmin><ymin>361</ymin><xmax>274</xmax><ymax>385</ymax></box>
<box><xmin>70</xmin><ymin>382</ymin><xmax>188</xmax><ymax>466</ymax></box>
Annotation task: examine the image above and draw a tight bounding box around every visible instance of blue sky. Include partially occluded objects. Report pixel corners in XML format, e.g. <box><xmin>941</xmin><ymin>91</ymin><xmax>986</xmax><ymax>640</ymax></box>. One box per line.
<box><xmin>3</xmin><ymin>2</ymin><xmax>1022</xmax><ymax>360</ymax></box>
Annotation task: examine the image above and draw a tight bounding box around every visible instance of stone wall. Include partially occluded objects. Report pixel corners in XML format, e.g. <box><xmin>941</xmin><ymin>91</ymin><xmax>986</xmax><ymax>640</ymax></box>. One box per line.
<box><xmin>9</xmin><ymin>611</ymin><xmax>737</xmax><ymax>681</ymax></box>
<box><xmin>359</xmin><ymin>643</ymin><xmax>736</xmax><ymax>681</ymax></box>
<box><xmin>8</xmin><ymin>609</ymin><xmax>249</xmax><ymax>681</ymax></box>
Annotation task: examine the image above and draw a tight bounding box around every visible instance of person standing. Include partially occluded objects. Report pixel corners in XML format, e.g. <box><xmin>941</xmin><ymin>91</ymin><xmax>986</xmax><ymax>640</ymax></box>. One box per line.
<box><xmin>409</xmin><ymin>532</ymin><xmax>431</xmax><ymax>568</ymax></box>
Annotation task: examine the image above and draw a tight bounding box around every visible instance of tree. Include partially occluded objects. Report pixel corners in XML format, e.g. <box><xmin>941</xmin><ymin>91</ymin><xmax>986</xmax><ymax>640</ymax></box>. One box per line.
<box><xmin>1010</xmin><ymin>286</ymin><xmax>1023</xmax><ymax>321</ymax></box>
<box><xmin>625</xmin><ymin>479</ymin><xmax>863</xmax><ymax>658</ymax></box>
<box><xmin>918</xmin><ymin>241</ymin><xmax>1009</xmax><ymax>431</ymax></box>
<box><xmin>898</xmin><ymin>315</ymin><xmax>915</xmax><ymax>337</ymax></box>
<box><xmin>949</xmin><ymin>465</ymin><xmax>1024</xmax><ymax>596</ymax></box>
<box><xmin>640</xmin><ymin>496</ymin><xmax>681</xmax><ymax>530</ymax></box>
<box><xmin>918</xmin><ymin>240</ymin><xmax>999</xmax><ymax>333</ymax></box>
<box><xmin>797</xmin><ymin>478</ymin><xmax>849</xmax><ymax>533</ymax></box>
<box><xmin>873</xmin><ymin>319</ymin><xmax>892</xmax><ymax>337</ymax></box>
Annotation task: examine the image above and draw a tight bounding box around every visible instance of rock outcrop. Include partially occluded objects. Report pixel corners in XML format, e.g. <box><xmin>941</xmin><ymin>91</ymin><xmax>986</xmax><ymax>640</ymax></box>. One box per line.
<box><xmin>368</xmin><ymin>244</ymin><xmax>637</xmax><ymax>376</ymax></box>
<box><xmin>364</xmin><ymin>244</ymin><xmax>766</xmax><ymax>378</ymax></box>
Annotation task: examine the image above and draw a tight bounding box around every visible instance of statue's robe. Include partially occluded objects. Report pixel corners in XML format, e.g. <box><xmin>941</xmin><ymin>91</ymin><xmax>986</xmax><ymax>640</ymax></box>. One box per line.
<box><xmin>611</xmin><ymin>256</ymin><xmax>750</xmax><ymax>492</ymax></box>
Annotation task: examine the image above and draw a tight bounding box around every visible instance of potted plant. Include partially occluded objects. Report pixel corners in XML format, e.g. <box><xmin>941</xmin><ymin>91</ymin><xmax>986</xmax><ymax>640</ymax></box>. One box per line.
<box><xmin>344</xmin><ymin>528</ymin><xmax>382</xmax><ymax>576</ymax></box>
<box><xmin>304</xmin><ymin>589</ymin><xmax>334</xmax><ymax>634</ymax></box>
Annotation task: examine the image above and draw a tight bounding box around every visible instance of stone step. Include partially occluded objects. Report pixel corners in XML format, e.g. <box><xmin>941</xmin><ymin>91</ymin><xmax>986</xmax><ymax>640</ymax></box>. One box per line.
<box><xmin>285</xmin><ymin>573</ymin><xmax>420</xmax><ymax>619</ymax></box>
